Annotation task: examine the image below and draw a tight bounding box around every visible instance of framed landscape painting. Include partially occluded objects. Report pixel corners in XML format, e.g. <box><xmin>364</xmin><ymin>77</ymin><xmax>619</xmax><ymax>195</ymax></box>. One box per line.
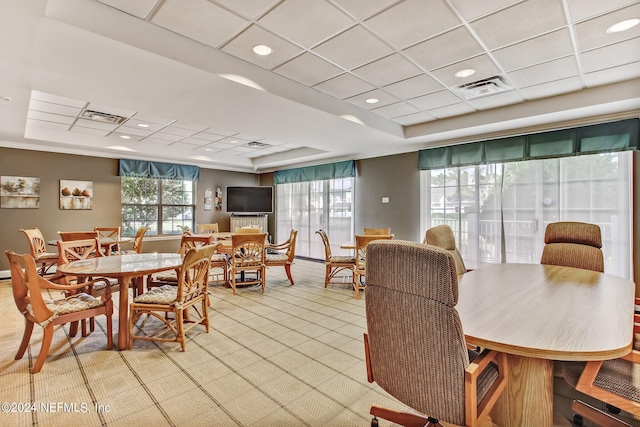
<box><xmin>1</xmin><ymin>176</ymin><xmax>40</xmax><ymax>208</ymax></box>
<box><xmin>60</xmin><ymin>179</ymin><xmax>93</xmax><ymax>210</ymax></box>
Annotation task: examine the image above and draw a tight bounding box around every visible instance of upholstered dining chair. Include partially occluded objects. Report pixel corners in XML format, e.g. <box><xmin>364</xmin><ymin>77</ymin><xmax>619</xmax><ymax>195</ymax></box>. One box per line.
<box><xmin>129</xmin><ymin>244</ymin><xmax>215</xmax><ymax>351</ymax></box>
<box><xmin>5</xmin><ymin>250</ymin><xmax>113</xmax><ymax>373</ymax></box>
<box><xmin>315</xmin><ymin>229</ymin><xmax>355</xmax><ymax>288</ymax></box>
<box><xmin>423</xmin><ymin>224</ymin><xmax>467</xmax><ymax>276</ymax></box>
<box><xmin>197</xmin><ymin>223</ymin><xmax>219</xmax><ymax>234</ymax></box>
<box><xmin>363</xmin><ymin>227</ymin><xmax>391</xmax><ymax>235</ymax></box>
<box><xmin>58</xmin><ymin>230</ymin><xmax>99</xmax><ymax>241</ymax></box>
<box><xmin>540</xmin><ymin>221</ymin><xmax>604</xmax><ymax>272</ymax></box>
<box><xmin>354</xmin><ymin>234</ymin><xmax>393</xmax><ymax>299</ymax></box>
<box><xmin>228</xmin><ymin>233</ymin><xmax>267</xmax><ymax>294</ymax></box>
<box><xmin>19</xmin><ymin>227</ymin><xmax>58</xmax><ymax>276</ymax></box>
<box><xmin>113</xmin><ymin>227</ymin><xmax>148</xmax><ymax>255</ymax></box>
<box><xmin>265</xmin><ymin>229</ymin><xmax>298</xmax><ymax>286</ymax></box>
<box><xmin>363</xmin><ymin>240</ymin><xmax>508</xmax><ymax>427</ymax></box>
<box><xmin>94</xmin><ymin>226</ymin><xmax>122</xmax><ymax>252</ymax></box>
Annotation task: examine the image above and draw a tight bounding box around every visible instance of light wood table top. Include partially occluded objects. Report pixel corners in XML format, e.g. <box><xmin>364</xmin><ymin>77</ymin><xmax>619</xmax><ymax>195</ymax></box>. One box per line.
<box><xmin>456</xmin><ymin>263</ymin><xmax>635</xmax><ymax>426</ymax></box>
<box><xmin>57</xmin><ymin>253</ymin><xmax>183</xmax><ymax>350</ymax></box>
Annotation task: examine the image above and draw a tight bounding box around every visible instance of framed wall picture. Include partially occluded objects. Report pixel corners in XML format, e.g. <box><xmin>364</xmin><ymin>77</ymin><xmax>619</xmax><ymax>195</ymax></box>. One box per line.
<box><xmin>1</xmin><ymin>176</ymin><xmax>40</xmax><ymax>208</ymax></box>
<box><xmin>60</xmin><ymin>180</ymin><xmax>93</xmax><ymax>210</ymax></box>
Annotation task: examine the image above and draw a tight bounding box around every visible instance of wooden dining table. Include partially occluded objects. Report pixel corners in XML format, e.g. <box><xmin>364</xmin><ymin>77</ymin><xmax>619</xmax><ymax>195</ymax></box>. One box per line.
<box><xmin>456</xmin><ymin>263</ymin><xmax>635</xmax><ymax>427</ymax></box>
<box><xmin>56</xmin><ymin>252</ymin><xmax>184</xmax><ymax>350</ymax></box>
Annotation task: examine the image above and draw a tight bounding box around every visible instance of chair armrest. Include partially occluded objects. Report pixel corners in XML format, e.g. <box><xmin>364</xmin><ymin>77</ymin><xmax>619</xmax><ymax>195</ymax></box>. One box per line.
<box><xmin>464</xmin><ymin>349</ymin><xmax>508</xmax><ymax>425</ymax></box>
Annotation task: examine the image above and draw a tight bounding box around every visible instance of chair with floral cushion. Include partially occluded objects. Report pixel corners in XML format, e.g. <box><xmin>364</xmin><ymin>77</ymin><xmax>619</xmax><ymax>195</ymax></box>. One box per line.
<box><xmin>265</xmin><ymin>229</ymin><xmax>298</xmax><ymax>286</ymax></box>
<box><xmin>19</xmin><ymin>227</ymin><xmax>58</xmax><ymax>276</ymax></box>
<box><xmin>5</xmin><ymin>250</ymin><xmax>113</xmax><ymax>373</ymax></box>
<box><xmin>316</xmin><ymin>229</ymin><xmax>355</xmax><ymax>288</ymax></box>
<box><xmin>128</xmin><ymin>244</ymin><xmax>215</xmax><ymax>351</ymax></box>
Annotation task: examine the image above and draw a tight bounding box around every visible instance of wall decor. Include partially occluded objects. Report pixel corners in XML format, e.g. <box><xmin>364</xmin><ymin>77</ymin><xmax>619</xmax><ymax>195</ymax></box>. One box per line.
<box><xmin>60</xmin><ymin>179</ymin><xmax>93</xmax><ymax>210</ymax></box>
<box><xmin>215</xmin><ymin>187</ymin><xmax>222</xmax><ymax>210</ymax></box>
<box><xmin>1</xmin><ymin>176</ymin><xmax>40</xmax><ymax>208</ymax></box>
<box><xmin>204</xmin><ymin>187</ymin><xmax>213</xmax><ymax>211</ymax></box>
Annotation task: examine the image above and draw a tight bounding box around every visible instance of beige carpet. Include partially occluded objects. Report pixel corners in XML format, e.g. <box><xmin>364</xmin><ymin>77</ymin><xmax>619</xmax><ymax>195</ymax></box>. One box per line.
<box><xmin>1</xmin><ymin>258</ymin><xmax>637</xmax><ymax>426</ymax></box>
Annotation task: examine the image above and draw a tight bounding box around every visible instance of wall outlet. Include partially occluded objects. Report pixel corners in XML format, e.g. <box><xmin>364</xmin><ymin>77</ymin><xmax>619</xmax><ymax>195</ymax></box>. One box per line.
<box><xmin>382</xmin><ymin>197</ymin><xmax>389</xmax><ymax>203</ymax></box>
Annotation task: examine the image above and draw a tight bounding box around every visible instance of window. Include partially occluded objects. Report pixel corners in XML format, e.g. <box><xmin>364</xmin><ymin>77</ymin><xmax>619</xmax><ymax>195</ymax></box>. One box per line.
<box><xmin>421</xmin><ymin>152</ymin><xmax>632</xmax><ymax>279</ymax></box>
<box><xmin>276</xmin><ymin>177</ymin><xmax>354</xmax><ymax>259</ymax></box>
<box><xmin>121</xmin><ymin>177</ymin><xmax>195</xmax><ymax>236</ymax></box>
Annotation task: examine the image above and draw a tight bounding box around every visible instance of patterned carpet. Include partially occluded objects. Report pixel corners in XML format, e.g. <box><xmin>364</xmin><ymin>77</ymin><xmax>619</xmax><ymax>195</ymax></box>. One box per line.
<box><xmin>0</xmin><ymin>258</ymin><xmax>637</xmax><ymax>426</ymax></box>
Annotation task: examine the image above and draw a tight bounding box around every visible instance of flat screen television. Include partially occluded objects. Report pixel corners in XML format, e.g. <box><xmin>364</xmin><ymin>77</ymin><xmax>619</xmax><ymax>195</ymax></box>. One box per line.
<box><xmin>226</xmin><ymin>186</ymin><xmax>273</xmax><ymax>214</ymax></box>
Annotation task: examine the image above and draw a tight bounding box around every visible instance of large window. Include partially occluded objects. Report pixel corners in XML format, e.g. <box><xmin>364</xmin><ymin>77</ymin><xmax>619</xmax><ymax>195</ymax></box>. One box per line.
<box><xmin>276</xmin><ymin>177</ymin><xmax>354</xmax><ymax>259</ymax></box>
<box><xmin>121</xmin><ymin>177</ymin><xmax>195</xmax><ymax>236</ymax></box>
<box><xmin>421</xmin><ymin>152</ymin><xmax>632</xmax><ymax>279</ymax></box>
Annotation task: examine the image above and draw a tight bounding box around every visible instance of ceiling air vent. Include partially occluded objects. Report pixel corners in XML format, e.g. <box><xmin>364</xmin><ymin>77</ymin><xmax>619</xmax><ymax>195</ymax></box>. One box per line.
<box><xmin>247</xmin><ymin>141</ymin><xmax>269</xmax><ymax>148</ymax></box>
<box><xmin>452</xmin><ymin>76</ymin><xmax>513</xmax><ymax>100</ymax></box>
<box><xmin>79</xmin><ymin>109</ymin><xmax>128</xmax><ymax>125</ymax></box>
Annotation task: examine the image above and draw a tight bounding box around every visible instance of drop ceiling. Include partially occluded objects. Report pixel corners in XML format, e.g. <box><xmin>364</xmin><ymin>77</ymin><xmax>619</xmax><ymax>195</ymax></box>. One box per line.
<box><xmin>1</xmin><ymin>0</ymin><xmax>639</xmax><ymax>173</ymax></box>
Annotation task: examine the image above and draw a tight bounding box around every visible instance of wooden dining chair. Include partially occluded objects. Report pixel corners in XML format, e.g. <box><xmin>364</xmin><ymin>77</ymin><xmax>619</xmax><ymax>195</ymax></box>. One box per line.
<box><xmin>265</xmin><ymin>229</ymin><xmax>298</xmax><ymax>286</ymax></box>
<box><xmin>315</xmin><ymin>229</ymin><xmax>355</xmax><ymax>288</ymax></box>
<box><xmin>5</xmin><ymin>250</ymin><xmax>113</xmax><ymax>373</ymax></box>
<box><xmin>58</xmin><ymin>230</ymin><xmax>99</xmax><ymax>241</ymax></box>
<box><xmin>94</xmin><ymin>226</ymin><xmax>122</xmax><ymax>253</ymax></box>
<box><xmin>197</xmin><ymin>223</ymin><xmax>219</xmax><ymax>234</ymax></box>
<box><xmin>354</xmin><ymin>234</ymin><xmax>393</xmax><ymax>299</ymax></box>
<box><xmin>424</xmin><ymin>224</ymin><xmax>467</xmax><ymax>276</ymax></box>
<box><xmin>19</xmin><ymin>227</ymin><xmax>58</xmax><ymax>276</ymax></box>
<box><xmin>363</xmin><ymin>227</ymin><xmax>391</xmax><ymax>235</ymax></box>
<box><xmin>113</xmin><ymin>227</ymin><xmax>148</xmax><ymax>255</ymax></box>
<box><xmin>228</xmin><ymin>233</ymin><xmax>267</xmax><ymax>294</ymax></box>
<box><xmin>129</xmin><ymin>244</ymin><xmax>216</xmax><ymax>351</ymax></box>
<box><xmin>363</xmin><ymin>240</ymin><xmax>507</xmax><ymax>427</ymax></box>
<box><xmin>235</xmin><ymin>226</ymin><xmax>262</xmax><ymax>233</ymax></box>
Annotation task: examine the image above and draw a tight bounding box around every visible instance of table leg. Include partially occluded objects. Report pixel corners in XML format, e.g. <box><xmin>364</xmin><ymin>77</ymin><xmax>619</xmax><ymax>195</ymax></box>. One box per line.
<box><xmin>117</xmin><ymin>276</ymin><xmax>132</xmax><ymax>350</ymax></box>
<box><xmin>490</xmin><ymin>354</ymin><xmax>554</xmax><ymax>427</ymax></box>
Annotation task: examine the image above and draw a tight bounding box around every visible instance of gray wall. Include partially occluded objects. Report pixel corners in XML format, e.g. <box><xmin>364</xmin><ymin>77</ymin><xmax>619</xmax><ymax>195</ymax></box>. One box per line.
<box><xmin>0</xmin><ymin>147</ymin><xmax>258</xmax><ymax>271</ymax></box>
<box><xmin>355</xmin><ymin>152</ymin><xmax>422</xmax><ymax>242</ymax></box>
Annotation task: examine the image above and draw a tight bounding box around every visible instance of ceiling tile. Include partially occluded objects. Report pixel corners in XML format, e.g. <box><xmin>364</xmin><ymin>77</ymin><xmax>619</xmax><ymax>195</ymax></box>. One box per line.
<box><xmin>470</xmin><ymin>0</ymin><xmax>567</xmax><ymax>50</ymax></box>
<box><xmin>371</xmin><ymin>102</ymin><xmax>420</xmax><ymax>119</ymax></box>
<box><xmin>508</xmin><ymin>56</ymin><xmax>580</xmax><ymax>88</ymax></box>
<box><xmin>313</xmin><ymin>73</ymin><xmax>375</xmax><ymax>99</ymax></box>
<box><xmin>73</xmin><ymin>118</ymin><xmax>119</xmax><ymax>131</ymax></box>
<box><xmin>584</xmin><ymin>61</ymin><xmax>640</xmax><ymax>87</ymax></box>
<box><xmin>259</xmin><ymin>0</ymin><xmax>355</xmax><ymax>48</ymax></box>
<box><xmin>110</xmin><ymin>132</ymin><xmax>142</xmax><ymax>142</ymax></box>
<box><xmin>403</xmin><ymin>26</ymin><xmax>485</xmax><ymax>71</ymax></box>
<box><xmin>70</xmin><ymin>126</ymin><xmax>110</xmax><ymax>136</ymax></box>
<box><xmin>116</xmin><ymin>126</ymin><xmax>154</xmax><ymax>137</ymax></box>
<box><xmin>313</xmin><ymin>25</ymin><xmax>394</xmax><ymax>70</ymax></box>
<box><xmin>150</xmin><ymin>132</ymin><xmax>184</xmax><ymax>142</ymax></box>
<box><xmin>393</xmin><ymin>111</ymin><xmax>436</xmax><ymax>125</ymax></box>
<box><xmin>352</xmin><ymin>53</ymin><xmax>422</xmax><ymax>87</ymax></box>
<box><xmin>177</xmin><ymin>137</ymin><xmax>211</xmax><ymax>146</ymax></box>
<box><xmin>466</xmin><ymin>90</ymin><xmax>525</xmax><ymax>110</ymax></box>
<box><xmin>448</xmin><ymin>0</ymin><xmax>520</xmax><ymax>21</ymax></box>
<box><xmin>426</xmin><ymin>102</ymin><xmax>476</xmax><ymax>119</ymax></box>
<box><xmin>211</xmin><ymin>0</ymin><xmax>280</xmax><ymax>19</ymax></box>
<box><xmin>364</xmin><ymin>0</ymin><xmax>461</xmax><ymax>49</ymax></box>
<box><xmin>329</xmin><ymin>0</ymin><xmax>399</xmax><ymax>20</ymax></box>
<box><xmin>161</xmin><ymin>125</ymin><xmax>200</xmax><ymax>137</ymax></box>
<box><xmin>492</xmin><ymin>29</ymin><xmax>575</xmax><ymax>71</ymax></box>
<box><xmin>26</xmin><ymin>119</ymin><xmax>71</xmax><ymax>131</ymax></box>
<box><xmin>152</xmin><ymin>0</ymin><xmax>248</xmax><ymax>49</ymax></box>
<box><xmin>346</xmin><ymin>89</ymin><xmax>400</xmax><ymax>109</ymax></box>
<box><xmin>382</xmin><ymin>74</ymin><xmax>445</xmax><ymax>99</ymax></box>
<box><xmin>222</xmin><ymin>24</ymin><xmax>303</xmax><ymax>70</ymax></box>
<box><xmin>274</xmin><ymin>53</ymin><xmax>343</xmax><ymax>86</ymax></box>
<box><xmin>580</xmin><ymin>38</ymin><xmax>640</xmax><ymax>73</ymax></box>
<box><xmin>121</xmin><ymin>118</ymin><xmax>167</xmax><ymax>132</ymax></box>
<box><xmin>574</xmin><ymin>4</ymin><xmax>640</xmax><ymax>52</ymax></box>
<box><xmin>430</xmin><ymin>55</ymin><xmax>502</xmax><ymax>87</ymax></box>
<box><xmin>85</xmin><ymin>103</ymin><xmax>135</xmax><ymax>118</ymax></box>
<box><xmin>407</xmin><ymin>90</ymin><xmax>461</xmax><ymax>110</ymax></box>
<box><xmin>142</xmin><ymin>137</ymin><xmax>172</xmax><ymax>146</ymax></box>
<box><xmin>566</xmin><ymin>0</ymin><xmax>638</xmax><ymax>22</ymax></box>
<box><xmin>96</xmin><ymin>0</ymin><xmax>159</xmax><ymax>19</ymax></box>
<box><xmin>519</xmin><ymin>76</ymin><xmax>583</xmax><ymax>100</ymax></box>
<box><xmin>31</xmin><ymin>91</ymin><xmax>86</xmax><ymax>108</ymax></box>
<box><xmin>27</xmin><ymin>110</ymin><xmax>75</xmax><ymax>125</ymax></box>
<box><xmin>28</xmin><ymin>100</ymin><xmax>82</xmax><ymax>117</ymax></box>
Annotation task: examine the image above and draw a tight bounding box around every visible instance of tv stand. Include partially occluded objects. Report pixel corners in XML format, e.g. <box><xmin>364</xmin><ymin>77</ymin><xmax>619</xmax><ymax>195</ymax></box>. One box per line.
<box><xmin>230</xmin><ymin>214</ymin><xmax>268</xmax><ymax>233</ymax></box>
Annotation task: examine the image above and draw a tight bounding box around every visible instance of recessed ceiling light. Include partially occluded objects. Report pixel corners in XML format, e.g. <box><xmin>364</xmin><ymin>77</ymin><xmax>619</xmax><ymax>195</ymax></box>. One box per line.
<box><xmin>365</xmin><ymin>98</ymin><xmax>379</xmax><ymax>104</ymax></box>
<box><xmin>606</xmin><ymin>18</ymin><xmax>640</xmax><ymax>33</ymax></box>
<box><xmin>455</xmin><ymin>69</ymin><xmax>476</xmax><ymax>78</ymax></box>
<box><xmin>137</xmin><ymin>123</ymin><xmax>150</xmax><ymax>128</ymax></box>
<box><xmin>204</xmin><ymin>148</ymin><xmax>212</xmax><ymax>151</ymax></box>
<box><xmin>253</xmin><ymin>45</ymin><xmax>272</xmax><ymax>56</ymax></box>
<box><xmin>120</xmin><ymin>135</ymin><xmax>131</xmax><ymax>139</ymax></box>
<box><xmin>230</xmin><ymin>140</ymin><xmax>238</xmax><ymax>144</ymax></box>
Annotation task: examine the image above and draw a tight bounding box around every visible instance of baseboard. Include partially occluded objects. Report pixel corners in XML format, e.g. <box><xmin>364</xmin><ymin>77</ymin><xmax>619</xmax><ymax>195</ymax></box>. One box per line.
<box><xmin>0</xmin><ymin>270</ymin><xmax>10</xmax><ymax>280</ymax></box>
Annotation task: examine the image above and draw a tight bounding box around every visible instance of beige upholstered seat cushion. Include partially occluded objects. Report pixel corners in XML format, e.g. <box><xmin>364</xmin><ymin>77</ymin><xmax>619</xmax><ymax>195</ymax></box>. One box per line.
<box><xmin>329</xmin><ymin>255</ymin><xmax>355</xmax><ymax>263</ymax></box>
<box><xmin>211</xmin><ymin>254</ymin><xmax>227</xmax><ymax>262</ymax></box>
<box><xmin>35</xmin><ymin>252</ymin><xmax>59</xmax><ymax>262</ymax></box>
<box><xmin>133</xmin><ymin>285</ymin><xmax>177</xmax><ymax>304</ymax></box>
<box><xmin>151</xmin><ymin>270</ymin><xmax>178</xmax><ymax>282</ymax></box>
<box><xmin>266</xmin><ymin>254</ymin><xmax>288</xmax><ymax>263</ymax></box>
<box><xmin>27</xmin><ymin>293</ymin><xmax>105</xmax><ymax>317</ymax></box>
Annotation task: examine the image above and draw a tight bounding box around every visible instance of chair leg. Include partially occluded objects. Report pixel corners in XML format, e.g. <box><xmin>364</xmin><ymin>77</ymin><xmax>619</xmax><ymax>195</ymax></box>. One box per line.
<box><xmin>325</xmin><ymin>265</ymin><xmax>331</xmax><ymax>287</ymax></box>
<box><xmin>106</xmin><ymin>312</ymin><xmax>113</xmax><ymax>350</ymax></box>
<box><xmin>15</xmin><ymin>320</ymin><xmax>34</xmax><ymax>360</ymax></box>
<box><xmin>370</xmin><ymin>406</ymin><xmax>441</xmax><ymax>427</ymax></box>
<box><xmin>285</xmin><ymin>264</ymin><xmax>294</xmax><ymax>286</ymax></box>
<box><xmin>69</xmin><ymin>321</ymin><xmax>79</xmax><ymax>337</ymax></box>
<box><xmin>33</xmin><ymin>324</ymin><xmax>55</xmax><ymax>374</ymax></box>
<box><xmin>177</xmin><ymin>310</ymin><xmax>186</xmax><ymax>351</ymax></box>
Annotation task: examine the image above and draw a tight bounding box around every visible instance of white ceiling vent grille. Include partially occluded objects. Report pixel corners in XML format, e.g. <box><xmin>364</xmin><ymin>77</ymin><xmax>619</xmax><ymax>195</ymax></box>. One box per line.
<box><xmin>247</xmin><ymin>141</ymin><xmax>269</xmax><ymax>148</ymax></box>
<box><xmin>453</xmin><ymin>76</ymin><xmax>513</xmax><ymax>100</ymax></box>
<box><xmin>79</xmin><ymin>109</ymin><xmax>128</xmax><ymax>124</ymax></box>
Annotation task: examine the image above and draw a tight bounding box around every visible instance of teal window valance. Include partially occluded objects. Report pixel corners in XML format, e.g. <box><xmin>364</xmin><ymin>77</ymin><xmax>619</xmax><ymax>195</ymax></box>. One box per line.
<box><xmin>274</xmin><ymin>160</ymin><xmax>355</xmax><ymax>184</ymax></box>
<box><xmin>118</xmin><ymin>159</ymin><xmax>200</xmax><ymax>181</ymax></box>
<box><xmin>418</xmin><ymin>118</ymin><xmax>639</xmax><ymax>170</ymax></box>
